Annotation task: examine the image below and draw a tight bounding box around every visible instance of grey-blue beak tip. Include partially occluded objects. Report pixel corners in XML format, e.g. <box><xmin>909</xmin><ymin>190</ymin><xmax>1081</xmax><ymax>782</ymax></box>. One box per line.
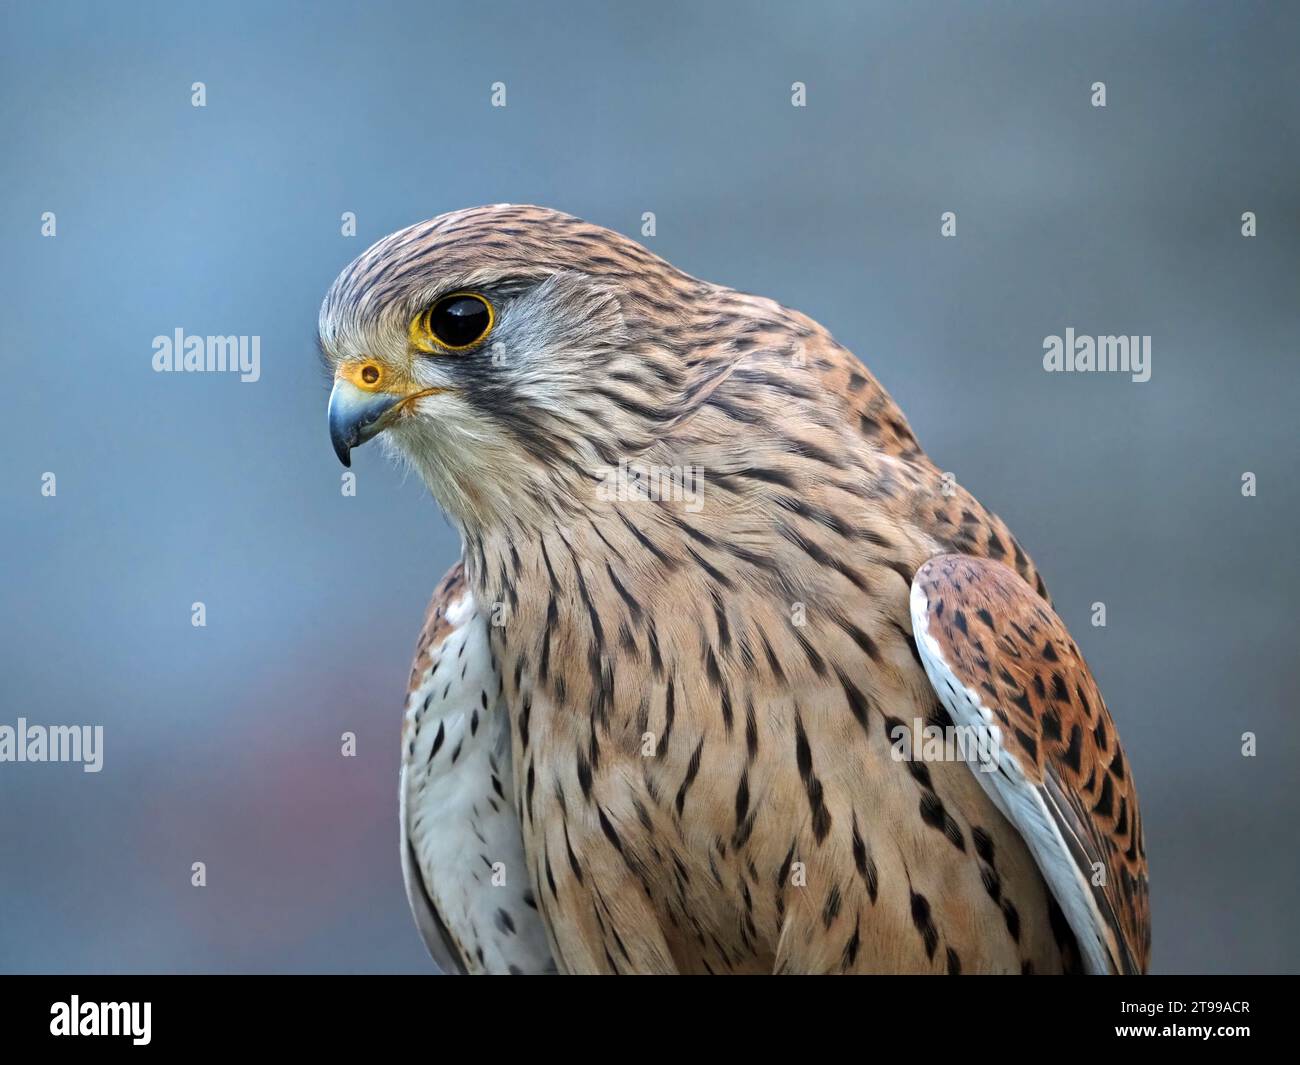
<box><xmin>330</xmin><ymin>420</ymin><xmax>354</xmax><ymax>468</ymax></box>
<box><xmin>329</xmin><ymin>379</ymin><xmax>401</xmax><ymax>469</ymax></box>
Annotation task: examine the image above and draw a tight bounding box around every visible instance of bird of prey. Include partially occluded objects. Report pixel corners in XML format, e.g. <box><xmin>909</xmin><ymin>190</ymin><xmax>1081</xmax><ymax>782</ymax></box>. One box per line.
<box><xmin>320</xmin><ymin>204</ymin><xmax>1149</xmax><ymax>974</ymax></box>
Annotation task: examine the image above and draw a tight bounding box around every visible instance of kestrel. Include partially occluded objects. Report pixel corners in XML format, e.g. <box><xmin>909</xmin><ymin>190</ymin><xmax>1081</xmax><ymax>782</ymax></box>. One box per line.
<box><xmin>321</xmin><ymin>205</ymin><xmax>1149</xmax><ymax>974</ymax></box>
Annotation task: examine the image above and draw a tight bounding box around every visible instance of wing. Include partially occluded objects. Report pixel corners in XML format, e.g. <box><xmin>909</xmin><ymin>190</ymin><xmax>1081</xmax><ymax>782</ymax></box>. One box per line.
<box><xmin>909</xmin><ymin>554</ymin><xmax>1150</xmax><ymax>974</ymax></box>
<box><xmin>400</xmin><ymin>562</ymin><xmax>556</xmax><ymax>974</ymax></box>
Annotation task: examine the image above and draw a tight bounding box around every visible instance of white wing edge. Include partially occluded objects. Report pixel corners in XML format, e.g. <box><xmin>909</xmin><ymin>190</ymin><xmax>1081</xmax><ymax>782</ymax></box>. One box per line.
<box><xmin>400</xmin><ymin>757</ymin><xmax>468</xmax><ymax>974</ymax></box>
<box><xmin>399</xmin><ymin>588</ymin><xmax>556</xmax><ymax>975</ymax></box>
<box><xmin>909</xmin><ymin>578</ymin><xmax>1114</xmax><ymax>975</ymax></box>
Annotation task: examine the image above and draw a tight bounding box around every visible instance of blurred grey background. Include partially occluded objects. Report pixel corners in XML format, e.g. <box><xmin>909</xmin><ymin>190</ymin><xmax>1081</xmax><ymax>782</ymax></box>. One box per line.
<box><xmin>1</xmin><ymin>0</ymin><xmax>1297</xmax><ymax>973</ymax></box>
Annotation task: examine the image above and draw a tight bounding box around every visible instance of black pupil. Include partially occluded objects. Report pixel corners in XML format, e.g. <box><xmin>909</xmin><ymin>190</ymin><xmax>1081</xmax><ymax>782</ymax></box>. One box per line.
<box><xmin>430</xmin><ymin>296</ymin><xmax>488</xmax><ymax>347</ymax></box>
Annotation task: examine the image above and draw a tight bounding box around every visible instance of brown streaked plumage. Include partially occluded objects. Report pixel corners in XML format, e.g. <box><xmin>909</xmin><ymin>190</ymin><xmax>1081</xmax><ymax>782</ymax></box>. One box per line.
<box><xmin>321</xmin><ymin>203</ymin><xmax>1149</xmax><ymax>974</ymax></box>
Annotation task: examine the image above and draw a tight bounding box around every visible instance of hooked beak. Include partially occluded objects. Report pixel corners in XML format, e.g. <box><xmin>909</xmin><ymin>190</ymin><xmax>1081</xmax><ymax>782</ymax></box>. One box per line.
<box><xmin>328</xmin><ymin>378</ymin><xmax>403</xmax><ymax>468</ymax></box>
<box><xmin>328</xmin><ymin>360</ymin><xmax>449</xmax><ymax>467</ymax></box>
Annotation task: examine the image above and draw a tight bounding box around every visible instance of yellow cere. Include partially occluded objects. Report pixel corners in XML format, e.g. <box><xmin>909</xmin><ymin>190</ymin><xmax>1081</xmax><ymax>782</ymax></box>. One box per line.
<box><xmin>339</xmin><ymin>359</ymin><xmax>389</xmax><ymax>393</ymax></box>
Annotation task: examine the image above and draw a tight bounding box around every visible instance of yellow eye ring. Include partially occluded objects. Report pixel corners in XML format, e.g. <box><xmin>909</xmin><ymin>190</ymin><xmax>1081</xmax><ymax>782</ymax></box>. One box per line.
<box><xmin>409</xmin><ymin>291</ymin><xmax>494</xmax><ymax>353</ymax></box>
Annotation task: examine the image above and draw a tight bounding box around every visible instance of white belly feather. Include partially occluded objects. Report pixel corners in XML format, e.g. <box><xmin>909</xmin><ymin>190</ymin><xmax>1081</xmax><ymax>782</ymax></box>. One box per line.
<box><xmin>400</xmin><ymin>592</ymin><xmax>555</xmax><ymax>974</ymax></box>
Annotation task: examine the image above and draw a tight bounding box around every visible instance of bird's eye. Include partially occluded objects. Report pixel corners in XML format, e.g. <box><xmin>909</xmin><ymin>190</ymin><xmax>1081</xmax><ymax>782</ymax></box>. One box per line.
<box><xmin>410</xmin><ymin>292</ymin><xmax>494</xmax><ymax>352</ymax></box>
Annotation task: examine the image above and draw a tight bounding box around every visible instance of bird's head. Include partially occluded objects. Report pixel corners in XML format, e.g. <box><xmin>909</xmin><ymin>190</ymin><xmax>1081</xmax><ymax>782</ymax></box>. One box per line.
<box><xmin>319</xmin><ymin>204</ymin><xmax>704</xmax><ymax>531</ymax></box>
